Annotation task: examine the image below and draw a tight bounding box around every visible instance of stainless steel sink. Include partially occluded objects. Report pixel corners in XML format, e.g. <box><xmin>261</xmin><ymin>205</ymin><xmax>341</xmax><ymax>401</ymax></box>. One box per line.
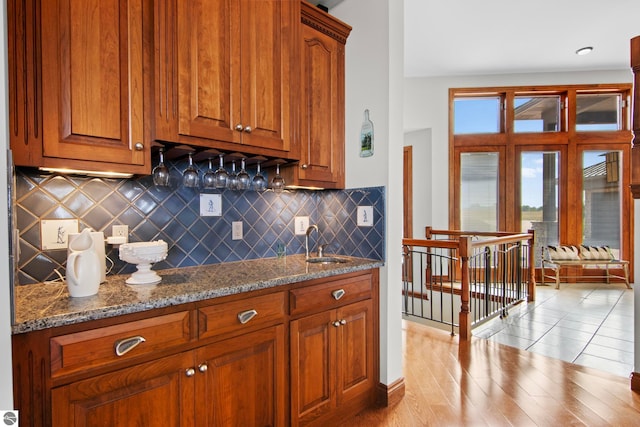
<box><xmin>305</xmin><ymin>256</ymin><xmax>349</xmax><ymax>264</ymax></box>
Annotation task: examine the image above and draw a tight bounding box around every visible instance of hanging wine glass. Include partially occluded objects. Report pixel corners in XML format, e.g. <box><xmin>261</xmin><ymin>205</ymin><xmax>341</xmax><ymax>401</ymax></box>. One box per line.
<box><xmin>152</xmin><ymin>148</ymin><xmax>170</xmax><ymax>186</ymax></box>
<box><xmin>182</xmin><ymin>152</ymin><xmax>199</xmax><ymax>188</ymax></box>
<box><xmin>252</xmin><ymin>161</ymin><xmax>267</xmax><ymax>192</ymax></box>
<box><xmin>270</xmin><ymin>163</ymin><xmax>285</xmax><ymax>193</ymax></box>
<box><xmin>236</xmin><ymin>158</ymin><xmax>251</xmax><ymax>190</ymax></box>
<box><xmin>227</xmin><ymin>160</ymin><xmax>238</xmax><ymax>190</ymax></box>
<box><xmin>214</xmin><ymin>154</ymin><xmax>228</xmax><ymax>189</ymax></box>
<box><xmin>202</xmin><ymin>158</ymin><xmax>216</xmax><ymax>190</ymax></box>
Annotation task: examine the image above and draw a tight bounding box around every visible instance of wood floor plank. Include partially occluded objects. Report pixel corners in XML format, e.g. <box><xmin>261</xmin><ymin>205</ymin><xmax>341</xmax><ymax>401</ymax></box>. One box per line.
<box><xmin>350</xmin><ymin>320</ymin><xmax>640</xmax><ymax>426</ymax></box>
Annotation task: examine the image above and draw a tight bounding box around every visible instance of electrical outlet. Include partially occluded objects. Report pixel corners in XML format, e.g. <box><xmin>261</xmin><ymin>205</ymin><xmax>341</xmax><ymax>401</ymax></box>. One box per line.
<box><xmin>112</xmin><ymin>225</ymin><xmax>129</xmax><ymax>243</ymax></box>
<box><xmin>232</xmin><ymin>221</ymin><xmax>243</xmax><ymax>240</ymax></box>
<box><xmin>294</xmin><ymin>216</ymin><xmax>310</xmax><ymax>235</ymax></box>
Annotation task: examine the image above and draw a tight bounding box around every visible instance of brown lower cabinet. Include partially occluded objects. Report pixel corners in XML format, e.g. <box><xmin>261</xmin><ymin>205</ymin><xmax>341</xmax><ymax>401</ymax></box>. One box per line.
<box><xmin>291</xmin><ymin>299</ymin><xmax>374</xmax><ymax>426</ymax></box>
<box><xmin>51</xmin><ymin>325</ymin><xmax>285</xmax><ymax>427</ymax></box>
<box><xmin>13</xmin><ymin>269</ymin><xmax>379</xmax><ymax>427</ymax></box>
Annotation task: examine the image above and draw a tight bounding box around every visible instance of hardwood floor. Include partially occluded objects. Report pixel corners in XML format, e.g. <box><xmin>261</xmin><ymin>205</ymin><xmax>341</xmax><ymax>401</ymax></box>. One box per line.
<box><xmin>350</xmin><ymin>320</ymin><xmax>640</xmax><ymax>426</ymax></box>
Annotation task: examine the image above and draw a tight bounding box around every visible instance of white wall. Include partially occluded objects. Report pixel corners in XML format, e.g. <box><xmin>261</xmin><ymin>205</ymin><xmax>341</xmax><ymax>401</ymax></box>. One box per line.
<box><xmin>405</xmin><ymin>69</ymin><xmax>639</xmax><ymax>377</ymax></box>
<box><xmin>0</xmin><ymin>0</ymin><xmax>15</xmax><ymax>408</ymax></box>
<box><xmin>332</xmin><ymin>0</ymin><xmax>404</xmax><ymax>385</ymax></box>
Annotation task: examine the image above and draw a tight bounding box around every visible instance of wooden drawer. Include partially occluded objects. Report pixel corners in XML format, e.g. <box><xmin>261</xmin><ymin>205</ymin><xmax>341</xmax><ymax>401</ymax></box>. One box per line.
<box><xmin>198</xmin><ymin>291</ymin><xmax>286</xmax><ymax>340</ymax></box>
<box><xmin>289</xmin><ymin>273</ymin><xmax>372</xmax><ymax>316</ymax></box>
<box><xmin>50</xmin><ymin>311</ymin><xmax>191</xmax><ymax>378</ymax></box>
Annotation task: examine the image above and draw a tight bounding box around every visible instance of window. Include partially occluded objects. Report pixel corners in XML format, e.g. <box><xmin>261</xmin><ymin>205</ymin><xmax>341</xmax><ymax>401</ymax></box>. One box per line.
<box><xmin>453</xmin><ymin>97</ymin><xmax>501</xmax><ymax>134</ymax></box>
<box><xmin>461</xmin><ymin>152</ymin><xmax>499</xmax><ymax>231</ymax></box>
<box><xmin>521</xmin><ymin>151</ymin><xmax>559</xmax><ymax>259</ymax></box>
<box><xmin>582</xmin><ymin>150</ymin><xmax>622</xmax><ymax>257</ymax></box>
<box><xmin>514</xmin><ymin>96</ymin><xmax>560</xmax><ymax>132</ymax></box>
<box><xmin>450</xmin><ymin>85</ymin><xmax>632</xmax><ymax>267</ymax></box>
<box><xmin>576</xmin><ymin>94</ymin><xmax>621</xmax><ymax>131</ymax></box>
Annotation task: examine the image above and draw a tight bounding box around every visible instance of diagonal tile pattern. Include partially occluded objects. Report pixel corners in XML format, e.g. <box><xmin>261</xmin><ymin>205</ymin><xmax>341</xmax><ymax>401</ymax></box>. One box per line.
<box><xmin>473</xmin><ymin>282</ymin><xmax>634</xmax><ymax>377</ymax></box>
<box><xmin>14</xmin><ymin>161</ymin><xmax>385</xmax><ymax>285</ymax></box>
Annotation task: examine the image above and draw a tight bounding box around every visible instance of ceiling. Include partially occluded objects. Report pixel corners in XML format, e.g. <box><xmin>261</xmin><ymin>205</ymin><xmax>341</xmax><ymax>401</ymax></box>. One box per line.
<box><xmin>311</xmin><ymin>0</ymin><xmax>640</xmax><ymax>78</ymax></box>
<box><xmin>404</xmin><ymin>0</ymin><xmax>640</xmax><ymax>77</ymax></box>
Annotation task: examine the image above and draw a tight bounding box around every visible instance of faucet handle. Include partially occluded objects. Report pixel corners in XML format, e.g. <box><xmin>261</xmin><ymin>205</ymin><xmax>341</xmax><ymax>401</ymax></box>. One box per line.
<box><xmin>318</xmin><ymin>243</ymin><xmax>328</xmax><ymax>257</ymax></box>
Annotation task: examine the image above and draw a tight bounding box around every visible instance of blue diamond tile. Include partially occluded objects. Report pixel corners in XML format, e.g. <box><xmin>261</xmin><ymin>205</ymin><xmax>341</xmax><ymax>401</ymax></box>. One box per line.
<box><xmin>15</xmin><ymin>163</ymin><xmax>386</xmax><ymax>283</ymax></box>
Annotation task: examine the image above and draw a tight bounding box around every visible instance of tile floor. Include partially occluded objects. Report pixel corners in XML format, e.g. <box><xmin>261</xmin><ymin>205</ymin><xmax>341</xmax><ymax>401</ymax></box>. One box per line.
<box><xmin>473</xmin><ymin>282</ymin><xmax>635</xmax><ymax>378</ymax></box>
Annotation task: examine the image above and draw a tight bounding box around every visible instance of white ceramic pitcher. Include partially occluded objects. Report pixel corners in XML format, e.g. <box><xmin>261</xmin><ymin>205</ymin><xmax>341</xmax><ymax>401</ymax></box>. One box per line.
<box><xmin>66</xmin><ymin>228</ymin><xmax>101</xmax><ymax>297</ymax></box>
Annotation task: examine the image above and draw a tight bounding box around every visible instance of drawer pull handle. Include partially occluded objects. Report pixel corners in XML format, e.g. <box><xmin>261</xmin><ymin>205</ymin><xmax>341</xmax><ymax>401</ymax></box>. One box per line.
<box><xmin>238</xmin><ymin>309</ymin><xmax>258</xmax><ymax>324</ymax></box>
<box><xmin>332</xmin><ymin>289</ymin><xmax>345</xmax><ymax>300</ymax></box>
<box><xmin>114</xmin><ymin>336</ymin><xmax>146</xmax><ymax>357</ymax></box>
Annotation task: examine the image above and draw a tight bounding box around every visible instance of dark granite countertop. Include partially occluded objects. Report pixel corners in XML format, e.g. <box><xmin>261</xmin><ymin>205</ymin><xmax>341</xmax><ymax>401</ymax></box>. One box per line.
<box><xmin>12</xmin><ymin>254</ymin><xmax>384</xmax><ymax>334</ymax></box>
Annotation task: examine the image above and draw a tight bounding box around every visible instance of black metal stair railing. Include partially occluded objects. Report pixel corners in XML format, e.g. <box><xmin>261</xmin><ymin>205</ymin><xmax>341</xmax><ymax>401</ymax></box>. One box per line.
<box><xmin>402</xmin><ymin>228</ymin><xmax>535</xmax><ymax>339</ymax></box>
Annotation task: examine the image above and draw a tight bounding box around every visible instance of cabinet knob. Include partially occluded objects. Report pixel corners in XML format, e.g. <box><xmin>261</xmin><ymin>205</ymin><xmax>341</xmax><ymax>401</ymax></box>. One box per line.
<box><xmin>185</xmin><ymin>368</ymin><xmax>196</xmax><ymax>377</ymax></box>
<box><xmin>134</xmin><ymin>142</ymin><xmax>144</xmax><ymax>151</ymax></box>
<box><xmin>114</xmin><ymin>335</ymin><xmax>146</xmax><ymax>357</ymax></box>
<box><xmin>235</xmin><ymin>124</ymin><xmax>244</xmax><ymax>131</ymax></box>
<box><xmin>340</xmin><ymin>319</ymin><xmax>347</xmax><ymax>325</ymax></box>
<box><xmin>332</xmin><ymin>321</ymin><xmax>341</xmax><ymax>327</ymax></box>
<box><xmin>198</xmin><ymin>363</ymin><xmax>208</xmax><ymax>373</ymax></box>
<box><xmin>243</xmin><ymin>126</ymin><xmax>252</xmax><ymax>133</ymax></box>
<box><xmin>301</xmin><ymin>164</ymin><xmax>308</xmax><ymax>170</ymax></box>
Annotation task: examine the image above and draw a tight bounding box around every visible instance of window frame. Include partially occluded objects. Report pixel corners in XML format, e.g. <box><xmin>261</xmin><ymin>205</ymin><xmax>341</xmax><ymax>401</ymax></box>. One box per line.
<box><xmin>449</xmin><ymin>84</ymin><xmax>633</xmax><ymax>274</ymax></box>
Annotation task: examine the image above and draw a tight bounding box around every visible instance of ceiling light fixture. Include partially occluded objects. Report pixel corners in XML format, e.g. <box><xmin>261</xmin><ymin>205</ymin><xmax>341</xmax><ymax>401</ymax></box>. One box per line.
<box><xmin>575</xmin><ymin>46</ymin><xmax>593</xmax><ymax>56</ymax></box>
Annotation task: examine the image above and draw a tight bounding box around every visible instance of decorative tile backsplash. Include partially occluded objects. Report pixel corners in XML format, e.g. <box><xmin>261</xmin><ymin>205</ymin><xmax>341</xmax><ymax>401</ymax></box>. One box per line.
<box><xmin>14</xmin><ymin>160</ymin><xmax>385</xmax><ymax>285</ymax></box>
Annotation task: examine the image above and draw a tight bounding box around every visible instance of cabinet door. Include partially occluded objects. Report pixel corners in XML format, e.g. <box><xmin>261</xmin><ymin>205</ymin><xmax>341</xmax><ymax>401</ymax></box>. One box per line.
<box><xmin>195</xmin><ymin>325</ymin><xmax>286</xmax><ymax>427</ymax></box>
<box><xmin>237</xmin><ymin>0</ymin><xmax>289</xmax><ymax>152</ymax></box>
<box><xmin>51</xmin><ymin>352</ymin><xmax>195</xmax><ymax>427</ymax></box>
<box><xmin>298</xmin><ymin>22</ymin><xmax>345</xmax><ymax>186</ymax></box>
<box><xmin>290</xmin><ymin>309</ymin><xmax>336</xmax><ymax>425</ymax></box>
<box><xmin>177</xmin><ymin>0</ymin><xmax>239</xmax><ymax>145</ymax></box>
<box><xmin>40</xmin><ymin>0</ymin><xmax>147</xmax><ymax>168</ymax></box>
<box><xmin>336</xmin><ymin>299</ymin><xmax>374</xmax><ymax>405</ymax></box>
<box><xmin>8</xmin><ymin>0</ymin><xmax>42</xmax><ymax>166</ymax></box>
<box><xmin>177</xmin><ymin>0</ymin><xmax>289</xmax><ymax>152</ymax></box>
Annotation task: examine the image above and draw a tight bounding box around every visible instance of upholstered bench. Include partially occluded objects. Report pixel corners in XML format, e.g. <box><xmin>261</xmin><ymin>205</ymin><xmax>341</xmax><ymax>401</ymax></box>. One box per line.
<box><xmin>541</xmin><ymin>245</ymin><xmax>630</xmax><ymax>289</ymax></box>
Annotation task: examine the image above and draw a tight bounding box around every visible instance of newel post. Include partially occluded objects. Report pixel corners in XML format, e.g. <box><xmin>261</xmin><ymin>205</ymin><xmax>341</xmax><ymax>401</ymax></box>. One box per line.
<box><xmin>527</xmin><ymin>229</ymin><xmax>536</xmax><ymax>302</ymax></box>
<box><xmin>458</xmin><ymin>236</ymin><xmax>472</xmax><ymax>340</ymax></box>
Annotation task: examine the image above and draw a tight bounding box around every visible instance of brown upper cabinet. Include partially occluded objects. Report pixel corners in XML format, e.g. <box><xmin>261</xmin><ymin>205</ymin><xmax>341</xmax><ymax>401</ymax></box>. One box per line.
<box><xmin>280</xmin><ymin>2</ymin><xmax>351</xmax><ymax>189</ymax></box>
<box><xmin>8</xmin><ymin>0</ymin><xmax>351</xmax><ymax>178</ymax></box>
<box><xmin>9</xmin><ymin>0</ymin><xmax>151</xmax><ymax>175</ymax></box>
<box><xmin>154</xmin><ymin>0</ymin><xmax>297</xmax><ymax>158</ymax></box>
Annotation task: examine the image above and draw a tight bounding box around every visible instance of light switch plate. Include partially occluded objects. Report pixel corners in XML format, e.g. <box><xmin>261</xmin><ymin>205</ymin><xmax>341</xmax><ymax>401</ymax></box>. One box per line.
<box><xmin>41</xmin><ymin>219</ymin><xmax>79</xmax><ymax>250</ymax></box>
<box><xmin>294</xmin><ymin>216</ymin><xmax>310</xmax><ymax>235</ymax></box>
<box><xmin>232</xmin><ymin>221</ymin><xmax>243</xmax><ymax>240</ymax></box>
<box><xmin>357</xmin><ymin>206</ymin><xmax>374</xmax><ymax>227</ymax></box>
<box><xmin>200</xmin><ymin>194</ymin><xmax>222</xmax><ymax>216</ymax></box>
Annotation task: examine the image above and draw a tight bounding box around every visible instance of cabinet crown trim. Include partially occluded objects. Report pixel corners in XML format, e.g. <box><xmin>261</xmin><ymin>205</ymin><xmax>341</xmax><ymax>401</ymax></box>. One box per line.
<box><xmin>301</xmin><ymin>3</ymin><xmax>352</xmax><ymax>43</ymax></box>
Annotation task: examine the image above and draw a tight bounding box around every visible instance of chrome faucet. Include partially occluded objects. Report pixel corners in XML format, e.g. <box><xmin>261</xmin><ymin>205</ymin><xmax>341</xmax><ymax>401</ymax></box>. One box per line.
<box><xmin>305</xmin><ymin>225</ymin><xmax>319</xmax><ymax>259</ymax></box>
